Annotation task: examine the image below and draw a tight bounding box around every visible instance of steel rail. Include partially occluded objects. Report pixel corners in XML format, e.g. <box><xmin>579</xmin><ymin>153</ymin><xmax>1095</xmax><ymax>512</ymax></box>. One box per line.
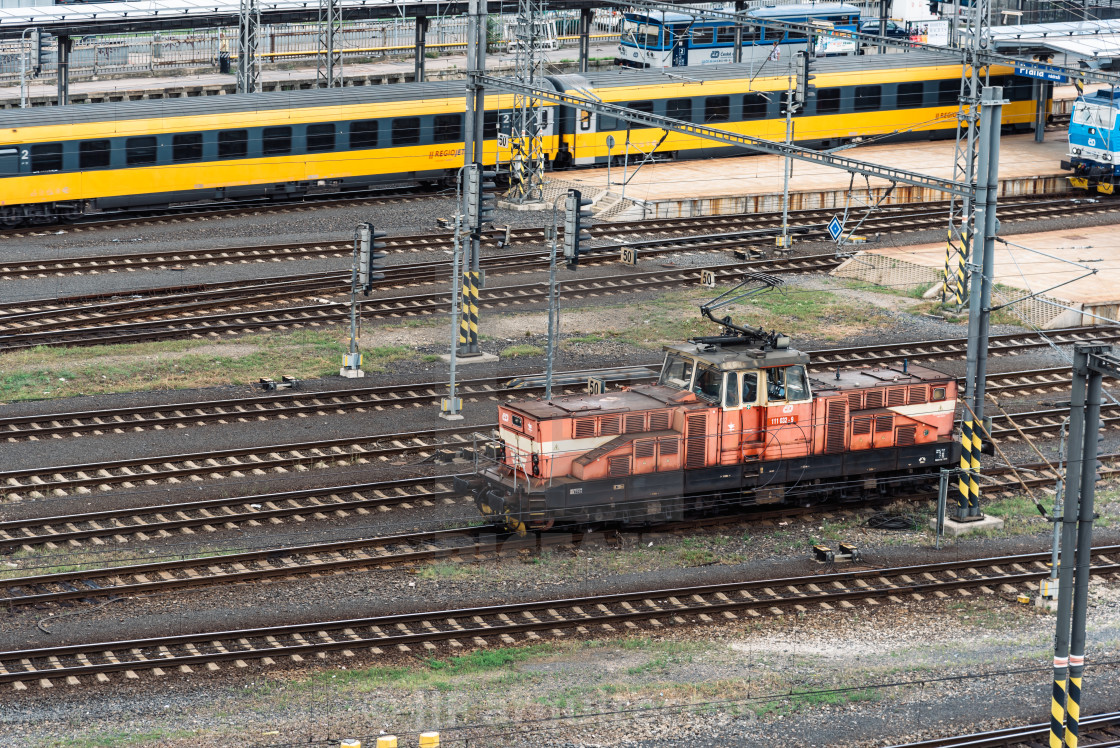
<box><xmin>884</xmin><ymin>712</ymin><xmax>1120</xmax><ymax>747</ymax></box>
<box><xmin>2</xmin><ymin>546</ymin><xmax>1119</xmax><ymax>688</ymax></box>
<box><xmin>0</xmin><ymin>194</ymin><xmax>1088</xmax><ymax>281</ymax></box>
<box><xmin>0</xmin><ymin>255</ymin><xmax>840</xmax><ymax>351</ymax></box>
<box><xmin>0</xmin><ymin>363</ymin><xmax>1092</xmax><ymax>444</ymax></box>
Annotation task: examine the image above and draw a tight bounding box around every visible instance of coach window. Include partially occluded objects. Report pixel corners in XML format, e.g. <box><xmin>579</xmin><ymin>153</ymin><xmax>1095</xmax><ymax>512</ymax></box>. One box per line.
<box><xmin>742</xmin><ymin>93</ymin><xmax>769</xmax><ymax>120</ymax></box>
<box><xmin>307</xmin><ymin>124</ymin><xmax>335</xmax><ymax>153</ymax></box>
<box><xmin>392</xmin><ymin>117</ymin><xmax>421</xmax><ymax>146</ymax></box>
<box><xmin>716</xmin><ymin>26</ymin><xmax>737</xmax><ymax>44</ymax></box>
<box><xmin>897</xmin><ymin>81</ymin><xmax>924</xmax><ymax>109</ymax></box>
<box><xmin>433</xmin><ymin>114</ymin><xmax>463</xmax><ymax>143</ymax></box>
<box><xmin>816</xmin><ymin>88</ymin><xmax>841</xmax><ymax>115</ymax></box>
<box><xmin>666</xmin><ymin>98</ymin><xmax>692</xmax><ymax>122</ymax></box>
<box><xmin>692</xmin><ymin>27</ymin><xmax>715</xmax><ymax>45</ymax></box>
<box><xmin>854</xmin><ymin>86</ymin><xmax>881</xmax><ymax>112</ymax></box>
<box><xmin>484</xmin><ymin>111</ymin><xmax>499</xmax><ymax>139</ymax></box>
<box><xmin>218</xmin><ymin>130</ymin><xmax>248</xmax><ymax>159</ymax></box>
<box><xmin>262</xmin><ymin>126</ymin><xmax>292</xmax><ymax>155</ymax></box>
<box><xmin>723</xmin><ymin>372</ymin><xmax>739</xmax><ymax>408</ymax></box>
<box><xmin>350</xmin><ymin>120</ymin><xmax>379</xmax><ymax>149</ymax></box>
<box><xmin>598</xmin><ymin>113</ymin><xmax>618</xmax><ymax>131</ymax></box>
<box><xmin>29</xmin><ymin>143</ymin><xmax>63</xmax><ymax>173</ymax></box>
<box><xmin>704</xmin><ymin>96</ymin><xmax>730</xmax><ymax>123</ymax></box>
<box><xmin>126</xmin><ymin>136</ymin><xmax>158</xmax><ymax>166</ymax></box>
<box><xmin>79</xmin><ymin>140</ymin><xmax>111</xmax><ymax>169</ymax></box>
<box><xmin>937</xmin><ymin>79</ymin><xmax>959</xmax><ymax>106</ymax></box>
<box><xmin>172</xmin><ymin>133</ymin><xmax>203</xmax><ymax>162</ymax></box>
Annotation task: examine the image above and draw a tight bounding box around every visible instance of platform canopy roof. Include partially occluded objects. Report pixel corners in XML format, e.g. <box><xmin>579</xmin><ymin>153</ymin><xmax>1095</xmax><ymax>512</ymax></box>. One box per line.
<box><xmin>0</xmin><ymin>0</ymin><xmax>616</xmax><ymax>39</ymax></box>
<box><xmin>984</xmin><ymin>18</ymin><xmax>1120</xmax><ymax>63</ymax></box>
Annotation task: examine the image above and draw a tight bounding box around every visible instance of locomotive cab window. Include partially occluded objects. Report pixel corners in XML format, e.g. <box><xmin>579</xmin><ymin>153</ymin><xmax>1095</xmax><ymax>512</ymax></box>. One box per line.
<box><xmin>764</xmin><ymin>365</ymin><xmax>810</xmax><ymax>403</ymax></box>
<box><xmin>30</xmin><ymin>143</ymin><xmax>63</xmax><ymax>173</ymax></box>
<box><xmin>659</xmin><ymin>355</ymin><xmax>695</xmax><ymax>390</ymax></box>
<box><xmin>693</xmin><ymin>365</ymin><xmax>722</xmax><ymax>402</ymax></box>
<box><xmin>742</xmin><ymin>371</ymin><xmax>760</xmax><ymax>406</ymax></box>
<box><xmin>723</xmin><ymin>373</ymin><xmax>739</xmax><ymax>408</ymax></box>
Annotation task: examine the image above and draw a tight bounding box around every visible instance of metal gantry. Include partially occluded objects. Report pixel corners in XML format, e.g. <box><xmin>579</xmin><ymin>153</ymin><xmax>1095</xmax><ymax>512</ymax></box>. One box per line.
<box><xmin>507</xmin><ymin>0</ymin><xmax>549</xmax><ymax>204</ymax></box>
<box><xmin>236</xmin><ymin>0</ymin><xmax>261</xmax><ymax>93</ymax></box>
<box><xmin>316</xmin><ymin>0</ymin><xmax>343</xmax><ymax>88</ymax></box>
<box><xmin>943</xmin><ymin>0</ymin><xmax>991</xmax><ymax>306</ymax></box>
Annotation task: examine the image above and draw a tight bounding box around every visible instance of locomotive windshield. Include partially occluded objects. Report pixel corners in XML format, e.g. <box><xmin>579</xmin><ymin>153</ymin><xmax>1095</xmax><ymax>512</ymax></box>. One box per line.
<box><xmin>1074</xmin><ymin>103</ymin><xmax>1117</xmax><ymax>131</ymax></box>
<box><xmin>659</xmin><ymin>354</ymin><xmax>695</xmax><ymax>390</ymax></box>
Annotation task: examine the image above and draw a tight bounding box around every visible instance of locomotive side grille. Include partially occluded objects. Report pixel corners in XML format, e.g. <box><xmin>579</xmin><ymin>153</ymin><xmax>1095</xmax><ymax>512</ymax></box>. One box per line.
<box><xmin>908</xmin><ymin>386</ymin><xmax>927</xmax><ymax>404</ymax></box>
<box><xmin>635</xmin><ymin>438</ymin><xmax>656</xmax><ymax>459</ymax></box>
<box><xmin>600</xmin><ymin>416</ymin><xmax>621</xmax><ymax>436</ymax></box>
<box><xmin>608</xmin><ymin>455</ymin><xmax>631</xmax><ymax>477</ymax></box>
<box><xmin>866</xmin><ymin>390</ymin><xmax>884</xmax><ymax>409</ymax></box>
<box><xmin>875</xmin><ymin>414</ymin><xmax>893</xmax><ymax>433</ymax></box>
<box><xmin>897</xmin><ymin>425</ymin><xmax>916</xmax><ymax>446</ymax></box>
<box><xmin>853</xmin><ymin>417</ymin><xmax>872</xmax><ymax>436</ymax></box>
<box><xmin>574</xmin><ymin>418</ymin><xmax>596</xmax><ymax>439</ymax></box>
<box><xmin>825</xmin><ymin>399</ymin><xmax>847</xmax><ymax>454</ymax></box>
<box><xmin>660</xmin><ymin>437</ymin><xmax>679</xmax><ymax>456</ymax></box>
<box><xmin>624</xmin><ymin>414</ymin><xmax>645</xmax><ymax>434</ymax></box>
<box><xmin>887</xmin><ymin>388</ymin><xmax>905</xmax><ymax>407</ymax></box>
<box><xmin>847</xmin><ymin>392</ymin><xmax>863</xmax><ymax>410</ymax></box>
<box><xmin>685</xmin><ymin>414</ymin><xmax>707</xmax><ymax>469</ymax></box>
<box><xmin>649</xmin><ymin>411</ymin><xmax>671</xmax><ymax>431</ymax></box>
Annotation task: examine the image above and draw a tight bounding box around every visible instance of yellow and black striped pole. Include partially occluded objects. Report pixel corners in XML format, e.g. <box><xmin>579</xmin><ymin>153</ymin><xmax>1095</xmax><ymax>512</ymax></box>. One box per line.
<box><xmin>956</xmin><ymin>418</ymin><xmax>978</xmax><ymax>517</ymax></box>
<box><xmin>458</xmin><ymin>270</ymin><xmax>480</xmax><ymax>354</ymax></box>
<box><xmin>1065</xmin><ymin>654</ymin><xmax>1083</xmax><ymax>748</ymax></box>
<box><xmin>1051</xmin><ymin>656</ymin><xmax>1068</xmax><ymax>748</ymax></box>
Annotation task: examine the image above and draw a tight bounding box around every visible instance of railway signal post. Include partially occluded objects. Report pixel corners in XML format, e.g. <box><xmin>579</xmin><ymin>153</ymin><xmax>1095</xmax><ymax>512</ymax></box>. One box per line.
<box><xmin>1049</xmin><ymin>342</ymin><xmax>1112</xmax><ymax>748</ymax></box>
<box><xmin>341</xmin><ymin>223</ymin><xmax>386</xmax><ymax>378</ymax></box>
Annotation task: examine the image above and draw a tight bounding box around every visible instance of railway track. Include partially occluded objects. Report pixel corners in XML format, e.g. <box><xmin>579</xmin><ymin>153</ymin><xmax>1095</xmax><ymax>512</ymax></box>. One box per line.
<box><xmin>887</xmin><ymin>712</ymin><xmax>1120</xmax><ymax>748</ymax></box>
<box><xmin>0</xmin><ymin>194</ymin><xmax>1096</xmax><ymax>281</ymax></box>
<box><xmin>0</xmin><ymin>454</ymin><xmax>1107</xmax><ymax>604</ymax></box>
<box><xmin>0</xmin><ymin>325</ymin><xmax>1111</xmax><ymax>445</ymax></box>
<box><xmin>0</xmin><ymin>255</ymin><xmax>841</xmax><ymax>351</ymax></box>
<box><xmin>3</xmin><ymin>545</ymin><xmax>1119</xmax><ymax>689</ymax></box>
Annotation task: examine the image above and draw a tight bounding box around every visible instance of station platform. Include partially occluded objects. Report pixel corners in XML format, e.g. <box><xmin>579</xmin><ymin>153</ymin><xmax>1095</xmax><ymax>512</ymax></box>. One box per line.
<box><xmin>833</xmin><ymin>223</ymin><xmax>1120</xmax><ymax>329</ymax></box>
<box><xmin>0</xmin><ymin>41</ymin><xmax>618</xmax><ymax>108</ymax></box>
<box><xmin>554</xmin><ymin>133</ymin><xmax>1070</xmax><ymax>222</ymax></box>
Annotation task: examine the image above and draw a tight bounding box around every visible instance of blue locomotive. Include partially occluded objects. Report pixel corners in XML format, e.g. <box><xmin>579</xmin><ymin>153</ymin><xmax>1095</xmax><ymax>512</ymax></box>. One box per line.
<box><xmin>1063</xmin><ymin>88</ymin><xmax>1120</xmax><ymax>194</ymax></box>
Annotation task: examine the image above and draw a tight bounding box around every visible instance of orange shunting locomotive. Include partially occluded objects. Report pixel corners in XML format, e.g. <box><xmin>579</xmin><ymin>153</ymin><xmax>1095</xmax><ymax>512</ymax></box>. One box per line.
<box><xmin>459</xmin><ymin>276</ymin><xmax>958</xmax><ymax>532</ymax></box>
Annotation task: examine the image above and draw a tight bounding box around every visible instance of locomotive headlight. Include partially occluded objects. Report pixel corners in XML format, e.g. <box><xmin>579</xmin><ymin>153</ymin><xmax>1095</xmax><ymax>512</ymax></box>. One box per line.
<box><xmin>1072</xmin><ymin>147</ymin><xmax>1083</xmax><ymax>155</ymax></box>
<box><xmin>1105</xmin><ymin>153</ymin><xmax>1114</xmax><ymax>162</ymax></box>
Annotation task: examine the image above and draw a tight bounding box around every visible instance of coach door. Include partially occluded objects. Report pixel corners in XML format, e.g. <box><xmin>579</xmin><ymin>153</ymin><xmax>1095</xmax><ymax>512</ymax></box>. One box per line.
<box><xmin>718</xmin><ymin>370</ymin><xmax>764</xmax><ymax>464</ymax></box>
<box><xmin>760</xmin><ymin>365</ymin><xmax>813</xmax><ymax>461</ymax></box>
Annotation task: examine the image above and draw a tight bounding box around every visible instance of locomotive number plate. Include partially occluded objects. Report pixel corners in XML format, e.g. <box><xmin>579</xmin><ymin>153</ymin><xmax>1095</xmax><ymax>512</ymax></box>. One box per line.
<box><xmin>767</xmin><ymin>415</ymin><xmax>798</xmax><ymax>426</ymax></box>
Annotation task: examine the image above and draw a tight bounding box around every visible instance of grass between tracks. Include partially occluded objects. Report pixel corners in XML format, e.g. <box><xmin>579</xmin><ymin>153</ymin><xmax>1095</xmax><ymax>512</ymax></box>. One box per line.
<box><xmin>0</xmin><ymin>329</ymin><xmax>416</xmax><ymax>403</ymax></box>
<box><xmin>558</xmin><ymin>283</ymin><xmax>890</xmax><ymax>352</ymax></box>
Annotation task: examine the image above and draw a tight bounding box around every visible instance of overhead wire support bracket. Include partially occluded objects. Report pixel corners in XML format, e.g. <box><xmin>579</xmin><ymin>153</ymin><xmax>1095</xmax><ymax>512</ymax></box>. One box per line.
<box><xmin>476</xmin><ymin>74</ymin><xmax>973</xmax><ymax>198</ymax></box>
